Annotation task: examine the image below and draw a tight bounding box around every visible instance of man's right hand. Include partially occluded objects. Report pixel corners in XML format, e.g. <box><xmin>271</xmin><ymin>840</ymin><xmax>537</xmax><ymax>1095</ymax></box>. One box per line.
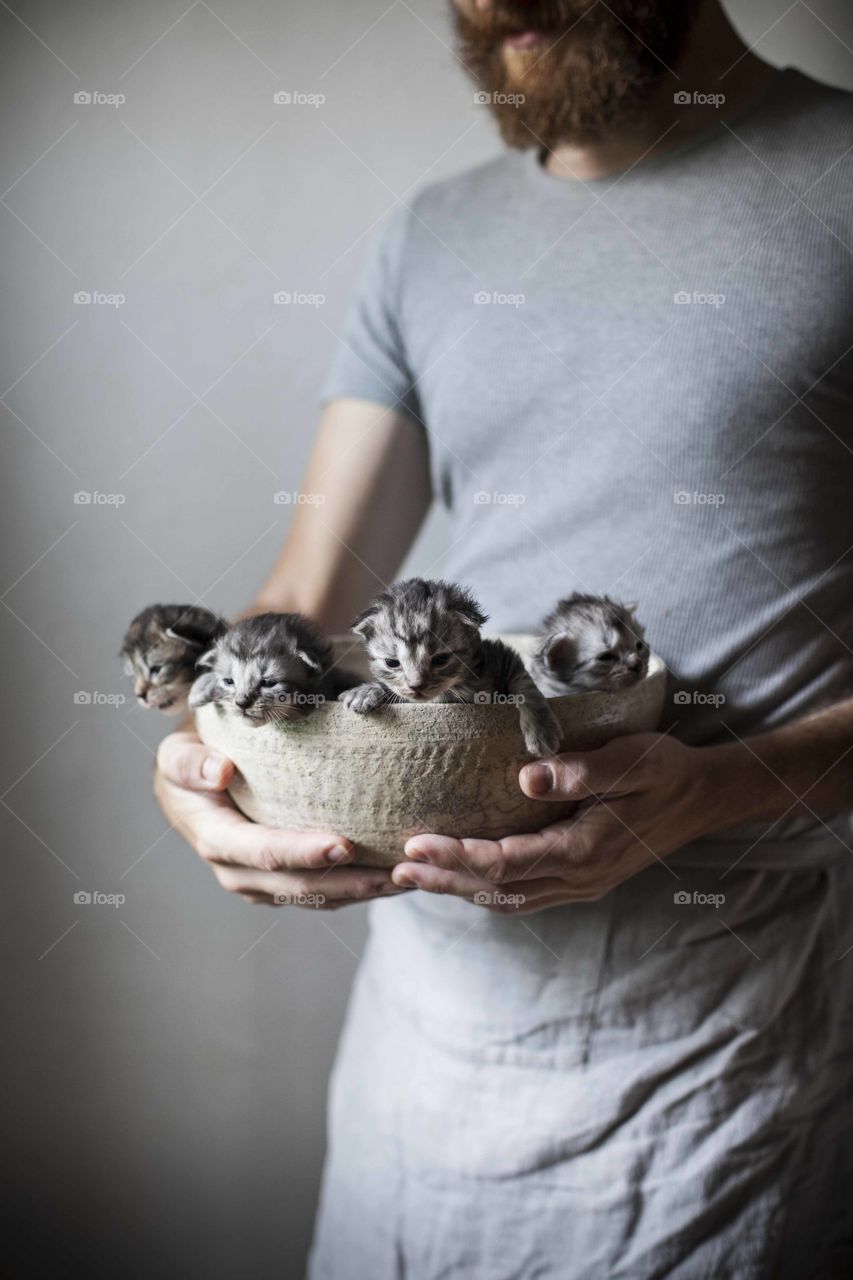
<box><xmin>154</xmin><ymin>729</ymin><xmax>404</xmax><ymax>908</ymax></box>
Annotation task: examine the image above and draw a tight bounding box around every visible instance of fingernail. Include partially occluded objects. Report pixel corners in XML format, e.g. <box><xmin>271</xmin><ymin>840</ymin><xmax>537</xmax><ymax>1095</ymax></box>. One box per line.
<box><xmin>391</xmin><ymin>871</ymin><xmax>418</xmax><ymax>889</ymax></box>
<box><xmin>380</xmin><ymin>882</ymin><xmax>410</xmax><ymax>894</ymax></box>
<box><xmin>405</xmin><ymin>846</ymin><xmax>430</xmax><ymax>862</ymax></box>
<box><xmin>524</xmin><ymin>763</ymin><xmax>553</xmax><ymax>795</ymax></box>
<box><xmin>201</xmin><ymin>753</ymin><xmax>226</xmax><ymax>783</ymax></box>
<box><xmin>327</xmin><ymin>844</ymin><xmax>352</xmax><ymax>864</ymax></box>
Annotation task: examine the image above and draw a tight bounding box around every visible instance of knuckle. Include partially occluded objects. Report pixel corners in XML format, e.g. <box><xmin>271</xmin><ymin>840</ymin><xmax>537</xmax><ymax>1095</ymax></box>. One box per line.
<box><xmin>283</xmin><ymin>874</ymin><xmax>310</xmax><ymax>897</ymax></box>
<box><xmin>194</xmin><ymin>829</ymin><xmax>218</xmax><ymax>862</ymax></box>
<box><xmin>351</xmin><ymin>876</ymin><xmax>381</xmax><ymax>899</ymax></box>
<box><xmin>483</xmin><ymin>859</ymin><xmax>508</xmax><ymax>886</ymax></box>
<box><xmin>254</xmin><ymin>843</ymin><xmax>286</xmax><ymax>873</ymax></box>
<box><xmin>564</xmin><ymin>837</ymin><xmax>592</xmax><ymax>866</ymax></box>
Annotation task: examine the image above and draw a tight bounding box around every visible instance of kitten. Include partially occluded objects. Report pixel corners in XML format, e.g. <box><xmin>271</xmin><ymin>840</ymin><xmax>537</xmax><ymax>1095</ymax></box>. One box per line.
<box><xmin>121</xmin><ymin>604</ymin><xmax>228</xmax><ymax>715</ymax></box>
<box><xmin>341</xmin><ymin>578</ymin><xmax>561</xmax><ymax>758</ymax></box>
<box><xmin>189</xmin><ymin>612</ymin><xmax>358</xmax><ymax>727</ymax></box>
<box><xmin>529</xmin><ymin>593</ymin><xmax>649</xmax><ymax>696</ymax></box>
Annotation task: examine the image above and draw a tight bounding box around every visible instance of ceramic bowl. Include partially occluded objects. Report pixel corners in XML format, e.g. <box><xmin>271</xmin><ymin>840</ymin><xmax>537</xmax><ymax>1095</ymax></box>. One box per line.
<box><xmin>195</xmin><ymin>635</ymin><xmax>667</xmax><ymax>867</ymax></box>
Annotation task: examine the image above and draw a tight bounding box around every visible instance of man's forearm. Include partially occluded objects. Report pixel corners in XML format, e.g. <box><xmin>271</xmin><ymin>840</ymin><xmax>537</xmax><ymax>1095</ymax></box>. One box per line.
<box><xmin>700</xmin><ymin>697</ymin><xmax>853</xmax><ymax>833</ymax></box>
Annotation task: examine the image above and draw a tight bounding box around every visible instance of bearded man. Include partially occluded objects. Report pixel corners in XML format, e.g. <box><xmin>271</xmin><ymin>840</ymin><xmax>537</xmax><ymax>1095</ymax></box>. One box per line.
<box><xmin>154</xmin><ymin>1</ymin><xmax>853</xmax><ymax>1275</ymax></box>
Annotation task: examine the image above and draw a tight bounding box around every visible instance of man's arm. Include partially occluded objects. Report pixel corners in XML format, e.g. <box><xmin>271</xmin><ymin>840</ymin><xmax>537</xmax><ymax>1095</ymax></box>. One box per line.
<box><xmin>154</xmin><ymin>399</ymin><xmax>431</xmax><ymax>907</ymax></box>
<box><xmin>701</xmin><ymin>697</ymin><xmax>853</xmax><ymax>828</ymax></box>
<box><xmin>389</xmin><ymin>698</ymin><xmax>853</xmax><ymax>910</ymax></box>
<box><xmin>254</xmin><ymin>398</ymin><xmax>431</xmax><ymax>628</ymax></box>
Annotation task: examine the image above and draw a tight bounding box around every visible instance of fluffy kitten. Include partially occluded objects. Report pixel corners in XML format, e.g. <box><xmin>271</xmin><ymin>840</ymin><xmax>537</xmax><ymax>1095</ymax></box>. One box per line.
<box><xmin>121</xmin><ymin>604</ymin><xmax>228</xmax><ymax>714</ymax></box>
<box><xmin>189</xmin><ymin>612</ymin><xmax>357</xmax><ymax>726</ymax></box>
<box><xmin>529</xmin><ymin>593</ymin><xmax>648</xmax><ymax>696</ymax></box>
<box><xmin>341</xmin><ymin>578</ymin><xmax>561</xmax><ymax>758</ymax></box>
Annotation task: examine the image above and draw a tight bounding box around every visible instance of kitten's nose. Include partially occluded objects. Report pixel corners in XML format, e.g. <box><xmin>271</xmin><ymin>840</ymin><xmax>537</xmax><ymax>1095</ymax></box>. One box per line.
<box><xmin>626</xmin><ymin>654</ymin><xmax>641</xmax><ymax>671</ymax></box>
<box><xmin>236</xmin><ymin>694</ymin><xmax>254</xmax><ymax>710</ymax></box>
<box><xmin>407</xmin><ymin>677</ymin><xmax>426</xmax><ymax>692</ymax></box>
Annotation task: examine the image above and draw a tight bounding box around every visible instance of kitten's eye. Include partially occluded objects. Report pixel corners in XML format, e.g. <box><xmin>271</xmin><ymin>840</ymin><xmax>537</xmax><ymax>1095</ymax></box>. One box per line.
<box><xmin>222</xmin><ymin>677</ymin><xmax>234</xmax><ymax>687</ymax></box>
<box><xmin>260</xmin><ymin>679</ymin><xmax>279</xmax><ymax>689</ymax></box>
<box><xmin>597</xmin><ymin>652</ymin><xmax>616</xmax><ymax>663</ymax></box>
<box><xmin>636</xmin><ymin>640</ymin><xmax>646</xmax><ymax>652</ymax></box>
<box><xmin>431</xmin><ymin>653</ymin><xmax>451</xmax><ymax>668</ymax></box>
<box><xmin>384</xmin><ymin>658</ymin><xmax>401</xmax><ymax>669</ymax></box>
<box><xmin>148</xmin><ymin>665</ymin><xmax>161</xmax><ymax>676</ymax></box>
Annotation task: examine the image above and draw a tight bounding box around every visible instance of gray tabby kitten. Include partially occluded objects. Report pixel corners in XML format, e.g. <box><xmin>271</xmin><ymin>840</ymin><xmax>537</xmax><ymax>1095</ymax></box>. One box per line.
<box><xmin>121</xmin><ymin>604</ymin><xmax>228</xmax><ymax>714</ymax></box>
<box><xmin>529</xmin><ymin>593</ymin><xmax>648</xmax><ymax>696</ymax></box>
<box><xmin>341</xmin><ymin>578</ymin><xmax>561</xmax><ymax>758</ymax></box>
<box><xmin>189</xmin><ymin>612</ymin><xmax>357</xmax><ymax>726</ymax></box>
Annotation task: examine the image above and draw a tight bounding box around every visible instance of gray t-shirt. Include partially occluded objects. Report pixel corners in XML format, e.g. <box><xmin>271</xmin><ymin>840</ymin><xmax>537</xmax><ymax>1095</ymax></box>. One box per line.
<box><xmin>323</xmin><ymin>68</ymin><xmax>853</xmax><ymax>862</ymax></box>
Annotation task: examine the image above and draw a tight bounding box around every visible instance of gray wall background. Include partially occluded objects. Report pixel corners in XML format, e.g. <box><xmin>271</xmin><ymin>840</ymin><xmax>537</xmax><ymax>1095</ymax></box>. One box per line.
<box><xmin>2</xmin><ymin>1</ymin><xmax>851</xmax><ymax>1276</ymax></box>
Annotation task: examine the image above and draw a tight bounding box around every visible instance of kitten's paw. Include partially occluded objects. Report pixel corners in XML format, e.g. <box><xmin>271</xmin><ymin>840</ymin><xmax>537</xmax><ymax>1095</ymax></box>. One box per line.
<box><xmin>520</xmin><ymin>707</ymin><xmax>562</xmax><ymax>759</ymax></box>
<box><xmin>339</xmin><ymin>682</ymin><xmax>387</xmax><ymax>714</ymax></box>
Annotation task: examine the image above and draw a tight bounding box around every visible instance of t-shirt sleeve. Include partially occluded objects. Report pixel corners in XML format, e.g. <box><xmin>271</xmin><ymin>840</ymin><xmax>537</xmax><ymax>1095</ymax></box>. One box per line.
<box><xmin>321</xmin><ymin>208</ymin><xmax>423</xmax><ymax>425</ymax></box>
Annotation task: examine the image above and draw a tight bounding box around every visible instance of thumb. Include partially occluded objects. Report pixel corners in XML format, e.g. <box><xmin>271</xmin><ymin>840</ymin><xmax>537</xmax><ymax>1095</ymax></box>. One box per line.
<box><xmin>156</xmin><ymin>732</ymin><xmax>235</xmax><ymax>793</ymax></box>
<box><xmin>520</xmin><ymin>735</ymin><xmax>651</xmax><ymax>802</ymax></box>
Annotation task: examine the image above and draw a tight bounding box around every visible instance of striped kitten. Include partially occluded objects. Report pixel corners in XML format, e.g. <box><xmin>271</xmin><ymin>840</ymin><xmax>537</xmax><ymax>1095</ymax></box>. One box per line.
<box><xmin>121</xmin><ymin>603</ymin><xmax>228</xmax><ymax>715</ymax></box>
<box><xmin>342</xmin><ymin>578</ymin><xmax>561</xmax><ymax>758</ymax></box>
<box><xmin>189</xmin><ymin>612</ymin><xmax>358</xmax><ymax>726</ymax></box>
<box><xmin>529</xmin><ymin>593</ymin><xmax>648</xmax><ymax>696</ymax></box>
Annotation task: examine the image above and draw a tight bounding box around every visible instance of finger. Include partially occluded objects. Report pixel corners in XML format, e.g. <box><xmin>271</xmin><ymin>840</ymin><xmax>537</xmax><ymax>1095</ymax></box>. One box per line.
<box><xmin>519</xmin><ymin>734</ymin><xmax>657</xmax><ymax>802</ymax></box>
<box><xmin>197</xmin><ymin>809</ymin><xmax>355</xmax><ymax>871</ymax></box>
<box><xmin>213</xmin><ymin>862</ymin><xmax>406</xmax><ymax>902</ymax></box>
<box><xmin>157</xmin><ymin>733</ymin><xmax>235</xmax><ymax>793</ymax></box>
<box><xmin>391</xmin><ymin>861</ymin><xmax>489</xmax><ymax>899</ymax></box>
<box><xmin>403</xmin><ymin>824</ymin><xmax>586</xmax><ymax>883</ymax></box>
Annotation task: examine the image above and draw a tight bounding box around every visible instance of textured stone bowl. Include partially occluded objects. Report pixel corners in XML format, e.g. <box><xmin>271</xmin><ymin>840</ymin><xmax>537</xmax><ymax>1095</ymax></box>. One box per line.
<box><xmin>195</xmin><ymin>635</ymin><xmax>667</xmax><ymax>867</ymax></box>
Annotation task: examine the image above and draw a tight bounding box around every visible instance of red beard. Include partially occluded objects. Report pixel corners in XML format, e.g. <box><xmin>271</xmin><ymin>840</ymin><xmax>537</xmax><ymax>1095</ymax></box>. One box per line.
<box><xmin>454</xmin><ymin>0</ymin><xmax>699</xmax><ymax>150</ymax></box>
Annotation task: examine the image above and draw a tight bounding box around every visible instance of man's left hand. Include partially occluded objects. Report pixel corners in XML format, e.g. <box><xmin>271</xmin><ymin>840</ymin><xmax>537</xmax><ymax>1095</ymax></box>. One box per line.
<box><xmin>390</xmin><ymin>734</ymin><xmax>723</xmax><ymax>912</ymax></box>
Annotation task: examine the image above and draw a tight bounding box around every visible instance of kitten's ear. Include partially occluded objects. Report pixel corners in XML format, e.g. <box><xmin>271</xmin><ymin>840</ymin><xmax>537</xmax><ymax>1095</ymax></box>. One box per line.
<box><xmin>296</xmin><ymin>648</ymin><xmax>322</xmax><ymax>672</ymax></box>
<box><xmin>166</xmin><ymin>623</ymin><xmax>207</xmax><ymax>649</ymax></box>
<box><xmin>545</xmin><ymin>633</ymin><xmax>576</xmax><ymax>671</ymax></box>
<box><xmin>351</xmin><ymin>607</ymin><xmax>378</xmax><ymax>641</ymax></box>
<box><xmin>166</xmin><ymin>608</ymin><xmax>225</xmax><ymax>649</ymax></box>
<box><xmin>188</xmin><ymin>672</ymin><xmax>218</xmax><ymax>709</ymax></box>
<box><xmin>447</xmin><ymin>587</ymin><xmax>487</xmax><ymax>631</ymax></box>
<box><xmin>195</xmin><ymin>647</ymin><xmax>218</xmax><ymax>670</ymax></box>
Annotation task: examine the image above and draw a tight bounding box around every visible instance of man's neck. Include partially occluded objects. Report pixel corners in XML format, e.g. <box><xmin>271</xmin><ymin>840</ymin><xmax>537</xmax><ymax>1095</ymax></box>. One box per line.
<box><xmin>544</xmin><ymin>0</ymin><xmax>777</xmax><ymax>182</ymax></box>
